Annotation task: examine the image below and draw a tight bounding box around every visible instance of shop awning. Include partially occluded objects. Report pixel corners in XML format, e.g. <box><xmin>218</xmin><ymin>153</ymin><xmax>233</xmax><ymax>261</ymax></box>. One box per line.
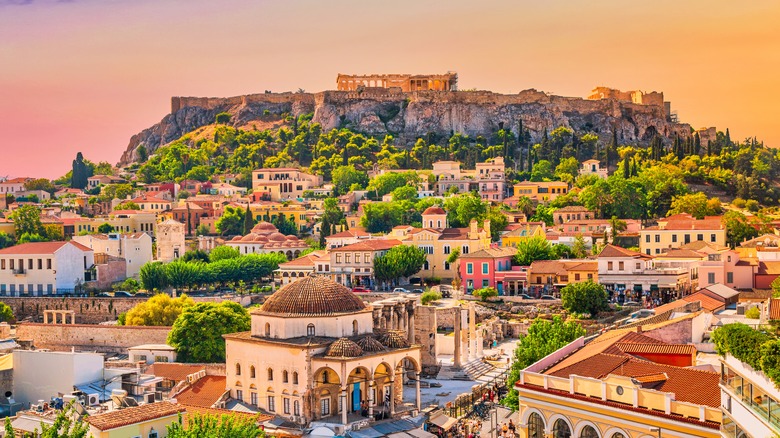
<box><xmin>407</xmin><ymin>428</ymin><xmax>437</xmax><ymax>438</ymax></box>
<box><xmin>428</xmin><ymin>413</ymin><xmax>458</xmax><ymax>430</ymax></box>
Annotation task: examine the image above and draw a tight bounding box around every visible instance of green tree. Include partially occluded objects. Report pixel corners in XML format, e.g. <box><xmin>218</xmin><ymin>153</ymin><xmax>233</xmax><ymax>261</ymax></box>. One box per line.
<box><xmin>71</xmin><ymin>152</ymin><xmax>91</xmax><ymax>190</ymax></box>
<box><xmin>668</xmin><ymin>192</ymin><xmax>717</xmax><ymax>219</ymax></box>
<box><xmin>166</xmin><ymin>260</ymin><xmax>200</xmax><ymax>290</ymax></box>
<box><xmin>513</xmin><ymin>236</ymin><xmax>555</xmax><ymax>266</ymax></box>
<box><xmin>10</xmin><ymin>204</ymin><xmax>44</xmax><ymax>237</ymax></box>
<box><xmin>24</xmin><ymin>178</ymin><xmax>56</xmax><ymax>195</ymax></box>
<box><xmin>115</xmin><ymin>201</ymin><xmax>141</xmax><ymax>210</ymax></box>
<box><xmin>502</xmin><ymin>316</ymin><xmax>585</xmax><ymax>410</ymax></box>
<box><xmin>272</xmin><ymin>213</ymin><xmax>297</xmax><ymax>236</ymax></box>
<box><xmin>554</xmin><ymin>157</ymin><xmax>580</xmax><ymax>183</ymax></box>
<box><xmin>26</xmin><ymin>402</ymin><xmax>90</xmax><ymax>437</ymax></box>
<box><xmin>332</xmin><ymin>165</ymin><xmax>368</xmax><ymax>195</ymax></box>
<box><xmin>0</xmin><ymin>232</ymin><xmax>14</xmax><ymax>249</ymax></box>
<box><xmin>444</xmin><ymin>192</ymin><xmax>488</xmax><ymax>228</ymax></box>
<box><xmin>136</xmin><ymin>145</ymin><xmax>148</xmax><ymax>163</ymax></box>
<box><xmin>571</xmin><ymin>234</ymin><xmax>588</xmax><ymax>258</ymax></box>
<box><xmin>124</xmin><ymin>294</ymin><xmax>194</xmax><ymax>326</ymax></box>
<box><xmin>182</xmin><ymin>249</ymin><xmax>210</xmax><ymax>263</ymax></box>
<box><xmin>609</xmin><ymin>216</ymin><xmax>627</xmax><ymax>244</ymax></box>
<box><xmin>366</xmin><ymin>171</ymin><xmax>420</xmax><ymax>199</ymax></box>
<box><xmin>420</xmin><ymin>290</ymin><xmax>442</xmax><ymax>305</ymax></box>
<box><xmin>17</xmin><ymin>232</ymin><xmax>47</xmax><ymax>243</ymax></box>
<box><xmin>722</xmin><ymin>211</ymin><xmax>759</xmax><ymax>247</ymax></box>
<box><xmin>215</xmin><ymin>112</ymin><xmax>232</xmax><ymax>124</ymax></box>
<box><xmin>374</xmin><ymin>245</ymin><xmax>427</xmax><ymax>285</ymax></box>
<box><xmin>560</xmin><ymin>280</ymin><xmax>608</xmax><ymax>315</ymax></box>
<box><xmin>97</xmin><ymin>223</ymin><xmax>114</xmax><ymax>233</ymax></box>
<box><xmin>216</xmin><ymin>206</ymin><xmax>247</xmax><ymax>236</ymax></box>
<box><xmin>140</xmin><ymin>262</ymin><xmax>169</xmax><ymax>291</ymax></box>
<box><xmin>243</xmin><ymin>204</ymin><xmax>254</xmax><ymax>235</ymax></box>
<box><xmin>168</xmin><ymin>301</ymin><xmax>251</xmax><ymax>363</ymax></box>
<box><xmin>361</xmin><ymin>202</ymin><xmax>404</xmax><ymax>233</ymax></box>
<box><xmin>485</xmin><ymin>207</ymin><xmax>508</xmax><ymax>242</ymax></box>
<box><xmin>114</xmin><ymin>278</ymin><xmax>141</xmax><ymax>293</ymax></box>
<box><xmin>473</xmin><ymin>286</ymin><xmax>498</xmax><ymax>301</ymax></box>
<box><xmin>0</xmin><ymin>302</ymin><xmax>14</xmax><ymax>323</ymax></box>
<box><xmin>209</xmin><ymin>245</ymin><xmax>241</xmax><ymax>262</ymax></box>
<box><xmin>167</xmin><ymin>412</ymin><xmax>264</xmax><ymax>438</ymax></box>
<box><xmin>530</xmin><ymin>160</ymin><xmax>554</xmax><ymax>182</ymax></box>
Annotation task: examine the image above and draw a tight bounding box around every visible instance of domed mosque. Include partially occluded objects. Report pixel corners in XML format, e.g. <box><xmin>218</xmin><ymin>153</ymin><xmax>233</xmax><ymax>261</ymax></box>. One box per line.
<box><xmin>224</xmin><ymin>275</ymin><xmax>422</xmax><ymax>425</ymax></box>
<box><xmin>225</xmin><ymin>221</ymin><xmax>309</xmax><ymax>260</ymax></box>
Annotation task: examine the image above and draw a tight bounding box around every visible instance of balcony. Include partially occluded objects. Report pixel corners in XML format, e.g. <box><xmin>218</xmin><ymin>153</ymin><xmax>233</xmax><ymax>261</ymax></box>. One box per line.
<box><xmin>12</xmin><ymin>269</ymin><xmax>26</xmax><ymax>277</ymax></box>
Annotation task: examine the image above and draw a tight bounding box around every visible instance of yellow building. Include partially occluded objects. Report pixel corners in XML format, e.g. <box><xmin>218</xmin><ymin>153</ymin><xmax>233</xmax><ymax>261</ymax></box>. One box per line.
<box><xmin>513</xmin><ymin>181</ymin><xmax>569</xmax><ymax>202</ymax></box>
<box><xmin>247</xmin><ymin>201</ymin><xmax>309</xmax><ymax>232</ymax></box>
<box><xmin>516</xmin><ymin>327</ymin><xmax>721</xmax><ymax>438</ymax></box>
<box><xmin>390</xmin><ymin>207</ymin><xmax>491</xmax><ymax>280</ymax></box>
<box><xmin>640</xmin><ymin>213</ymin><xmax>726</xmax><ymax>256</ymax></box>
<box><xmin>84</xmin><ymin>401</ymin><xmax>184</xmax><ymax>438</ymax></box>
<box><xmin>501</xmin><ymin>223</ymin><xmax>546</xmax><ymax>248</ymax></box>
<box><xmin>527</xmin><ymin>260</ymin><xmax>598</xmax><ymax>292</ymax></box>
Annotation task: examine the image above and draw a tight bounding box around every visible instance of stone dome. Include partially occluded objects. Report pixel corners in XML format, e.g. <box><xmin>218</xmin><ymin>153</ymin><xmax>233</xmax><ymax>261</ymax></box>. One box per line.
<box><xmin>422</xmin><ymin>206</ymin><xmax>446</xmax><ymax>215</ymax></box>
<box><xmin>268</xmin><ymin>232</ymin><xmax>287</xmax><ymax>242</ymax></box>
<box><xmin>379</xmin><ymin>330</ymin><xmax>410</xmax><ymax>348</ymax></box>
<box><xmin>260</xmin><ymin>276</ymin><xmax>367</xmax><ymax>316</ymax></box>
<box><xmin>254</xmin><ymin>235</ymin><xmax>269</xmax><ymax>242</ymax></box>
<box><xmin>356</xmin><ymin>336</ymin><xmax>386</xmax><ymax>353</ymax></box>
<box><xmin>285</xmin><ymin>235</ymin><xmax>298</xmax><ymax>241</ymax></box>
<box><xmin>325</xmin><ymin>338</ymin><xmax>364</xmax><ymax>358</ymax></box>
<box><xmin>253</xmin><ymin>222</ymin><xmax>277</xmax><ymax>233</ymax></box>
<box><xmin>231</xmin><ymin>236</ymin><xmax>242</xmax><ymax>241</ymax></box>
<box><xmin>241</xmin><ymin>233</ymin><xmax>258</xmax><ymax>242</ymax></box>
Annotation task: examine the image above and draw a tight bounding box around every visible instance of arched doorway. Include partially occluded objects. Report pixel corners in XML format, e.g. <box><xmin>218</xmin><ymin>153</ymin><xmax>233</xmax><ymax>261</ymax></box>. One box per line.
<box><xmin>553</xmin><ymin>418</ymin><xmax>572</xmax><ymax>438</ymax></box>
<box><xmin>580</xmin><ymin>425</ymin><xmax>599</xmax><ymax>438</ymax></box>
<box><xmin>346</xmin><ymin>366</ymin><xmax>371</xmax><ymax>415</ymax></box>
<box><xmin>527</xmin><ymin>412</ymin><xmax>545</xmax><ymax>438</ymax></box>
<box><xmin>313</xmin><ymin>367</ymin><xmax>341</xmax><ymax>420</ymax></box>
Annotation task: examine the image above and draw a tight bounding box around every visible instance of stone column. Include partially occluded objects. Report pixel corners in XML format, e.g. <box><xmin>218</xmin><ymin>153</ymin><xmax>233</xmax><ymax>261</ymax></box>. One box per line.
<box><xmin>415</xmin><ymin>372</ymin><xmax>421</xmax><ymax>411</ymax></box>
<box><xmin>468</xmin><ymin>303</ymin><xmax>477</xmax><ymax>361</ymax></box>
<box><xmin>453</xmin><ymin>306</ymin><xmax>462</xmax><ymax>368</ymax></box>
<box><xmin>389</xmin><ymin>374</ymin><xmax>396</xmax><ymax>416</ymax></box>
<box><xmin>340</xmin><ymin>386</ymin><xmax>348</xmax><ymax>425</ymax></box>
<box><xmin>43</xmin><ymin>311</ymin><xmax>48</xmax><ymax>324</ymax></box>
<box><xmin>368</xmin><ymin>380</ymin><xmax>375</xmax><ymax>417</ymax></box>
<box><xmin>407</xmin><ymin>308</ymin><xmax>415</xmax><ymax>345</ymax></box>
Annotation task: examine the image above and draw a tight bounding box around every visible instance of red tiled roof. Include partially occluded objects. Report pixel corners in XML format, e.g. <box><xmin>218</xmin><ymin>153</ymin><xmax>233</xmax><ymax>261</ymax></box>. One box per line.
<box><xmin>422</xmin><ymin>206</ymin><xmax>446</xmax><ymax>215</ymax></box>
<box><xmin>0</xmin><ymin>241</ymin><xmax>91</xmax><ymax>255</ymax></box>
<box><xmin>758</xmin><ymin>261</ymin><xmax>780</xmax><ymax>275</ymax></box>
<box><xmin>682</xmin><ymin>292</ymin><xmax>726</xmax><ymax>312</ymax></box>
<box><xmin>614</xmin><ymin>342</ymin><xmax>696</xmax><ymax>356</ymax></box>
<box><xmin>330</xmin><ymin>239</ymin><xmax>401</xmax><ymax>252</ymax></box>
<box><xmin>598</xmin><ymin>244</ymin><xmax>651</xmax><ymax>259</ymax></box>
<box><xmin>0</xmin><ymin>177</ymin><xmax>32</xmax><ymax>184</ymax></box>
<box><xmin>146</xmin><ymin>363</ymin><xmax>206</xmax><ymax>383</ymax></box>
<box><xmin>174</xmin><ymin>376</ymin><xmax>228</xmax><ymax>408</ymax></box>
<box><xmin>85</xmin><ymin>401</ymin><xmax>185</xmax><ymax>431</ymax></box>
<box><xmin>327</xmin><ymin>229</ymin><xmax>371</xmax><ymax>239</ymax></box>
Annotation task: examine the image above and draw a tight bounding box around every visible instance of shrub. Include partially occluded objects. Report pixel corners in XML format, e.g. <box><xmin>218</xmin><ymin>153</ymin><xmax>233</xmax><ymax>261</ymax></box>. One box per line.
<box><xmin>472</xmin><ymin>287</ymin><xmax>498</xmax><ymax>301</ymax></box>
<box><xmin>746</xmin><ymin>199</ymin><xmax>760</xmax><ymax>212</ymax></box>
<box><xmin>746</xmin><ymin>306</ymin><xmax>761</xmax><ymax>319</ymax></box>
<box><xmin>560</xmin><ymin>281</ymin><xmax>608</xmax><ymax>316</ymax></box>
<box><xmin>732</xmin><ymin>198</ymin><xmax>747</xmax><ymax>209</ymax></box>
<box><xmin>420</xmin><ymin>290</ymin><xmax>442</xmax><ymax>305</ymax></box>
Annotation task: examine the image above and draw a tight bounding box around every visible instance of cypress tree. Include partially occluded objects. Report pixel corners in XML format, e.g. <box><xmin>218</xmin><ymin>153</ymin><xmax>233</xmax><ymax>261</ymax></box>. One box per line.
<box><xmin>726</xmin><ymin>128</ymin><xmax>732</xmax><ymax>146</ymax></box>
<box><xmin>319</xmin><ymin>216</ymin><xmax>330</xmax><ymax>248</ymax></box>
<box><xmin>243</xmin><ymin>203</ymin><xmax>253</xmax><ymax>235</ymax></box>
<box><xmin>694</xmin><ymin>133</ymin><xmax>701</xmax><ymax>155</ymax></box>
<box><xmin>623</xmin><ymin>155</ymin><xmax>630</xmax><ymax>179</ymax></box>
<box><xmin>630</xmin><ymin>157</ymin><xmax>638</xmax><ymax>177</ymax></box>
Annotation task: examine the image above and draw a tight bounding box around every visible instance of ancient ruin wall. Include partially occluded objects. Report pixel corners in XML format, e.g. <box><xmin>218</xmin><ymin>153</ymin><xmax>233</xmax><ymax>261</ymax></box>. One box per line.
<box><xmin>16</xmin><ymin>323</ymin><xmax>172</xmax><ymax>353</ymax></box>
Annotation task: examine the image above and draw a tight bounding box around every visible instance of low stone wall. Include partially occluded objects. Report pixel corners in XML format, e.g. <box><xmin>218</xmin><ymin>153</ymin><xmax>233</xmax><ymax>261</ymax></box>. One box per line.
<box><xmin>16</xmin><ymin>323</ymin><xmax>171</xmax><ymax>354</ymax></box>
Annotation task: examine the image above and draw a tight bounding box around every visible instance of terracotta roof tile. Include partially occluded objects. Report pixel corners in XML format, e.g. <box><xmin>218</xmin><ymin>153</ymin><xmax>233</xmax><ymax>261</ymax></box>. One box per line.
<box><xmin>614</xmin><ymin>343</ymin><xmax>696</xmax><ymax>356</ymax></box>
<box><xmin>85</xmin><ymin>401</ymin><xmax>184</xmax><ymax>431</ymax></box>
<box><xmin>460</xmin><ymin>247</ymin><xmax>517</xmax><ymax>259</ymax></box>
<box><xmin>259</xmin><ymin>275</ymin><xmax>367</xmax><ymax>316</ymax></box>
<box><xmin>146</xmin><ymin>363</ymin><xmax>206</xmax><ymax>383</ymax></box>
<box><xmin>758</xmin><ymin>261</ymin><xmax>780</xmax><ymax>275</ymax></box>
<box><xmin>0</xmin><ymin>241</ymin><xmax>91</xmax><ymax>255</ymax></box>
<box><xmin>598</xmin><ymin>244</ymin><xmax>652</xmax><ymax>259</ymax></box>
<box><xmin>174</xmin><ymin>376</ymin><xmax>228</xmax><ymax>408</ymax></box>
<box><xmin>330</xmin><ymin>239</ymin><xmax>402</xmax><ymax>252</ymax></box>
<box><xmin>610</xmin><ymin>360</ymin><xmax>720</xmax><ymax>407</ymax></box>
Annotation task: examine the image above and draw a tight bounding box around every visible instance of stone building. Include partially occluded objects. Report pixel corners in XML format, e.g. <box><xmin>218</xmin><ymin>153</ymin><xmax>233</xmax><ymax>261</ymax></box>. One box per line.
<box><xmin>336</xmin><ymin>73</ymin><xmax>458</xmax><ymax>92</ymax></box>
<box><xmin>155</xmin><ymin>219</ymin><xmax>185</xmax><ymax>263</ymax></box>
<box><xmin>223</xmin><ymin>276</ymin><xmax>422</xmax><ymax>426</ymax></box>
<box><xmin>226</xmin><ymin>221</ymin><xmax>309</xmax><ymax>261</ymax></box>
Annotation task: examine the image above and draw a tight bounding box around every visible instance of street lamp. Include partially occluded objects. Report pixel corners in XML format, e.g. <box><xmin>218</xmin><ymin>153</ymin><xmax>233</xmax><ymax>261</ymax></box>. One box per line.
<box><xmin>649</xmin><ymin>427</ymin><xmax>662</xmax><ymax>438</ymax></box>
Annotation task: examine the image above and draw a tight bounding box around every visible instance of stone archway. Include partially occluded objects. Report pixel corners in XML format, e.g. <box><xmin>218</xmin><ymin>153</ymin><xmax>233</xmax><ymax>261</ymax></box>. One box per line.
<box><xmin>312</xmin><ymin>367</ymin><xmax>341</xmax><ymax>420</ymax></box>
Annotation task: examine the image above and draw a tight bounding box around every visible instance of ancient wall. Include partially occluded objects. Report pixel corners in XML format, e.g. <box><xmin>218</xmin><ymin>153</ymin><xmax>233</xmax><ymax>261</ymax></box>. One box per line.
<box><xmin>336</xmin><ymin>73</ymin><xmax>457</xmax><ymax>92</ymax></box>
<box><xmin>414</xmin><ymin>306</ymin><xmax>437</xmax><ymax>374</ymax></box>
<box><xmin>16</xmin><ymin>323</ymin><xmax>171</xmax><ymax>353</ymax></box>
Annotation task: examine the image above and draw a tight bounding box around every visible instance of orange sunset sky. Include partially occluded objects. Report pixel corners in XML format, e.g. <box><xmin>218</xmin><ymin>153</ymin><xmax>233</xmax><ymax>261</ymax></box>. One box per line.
<box><xmin>1</xmin><ymin>0</ymin><xmax>779</xmax><ymax>178</ymax></box>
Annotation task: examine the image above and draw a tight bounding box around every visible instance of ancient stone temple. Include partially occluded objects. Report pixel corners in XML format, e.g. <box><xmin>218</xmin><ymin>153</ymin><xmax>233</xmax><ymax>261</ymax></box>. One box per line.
<box><xmin>336</xmin><ymin>73</ymin><xmax>458</xmax><ymax>92</ymax></box>
<box><xmin>224</xmin><ymin>276</ymin><xmax>422</xmax><ymax>426</ymax></box>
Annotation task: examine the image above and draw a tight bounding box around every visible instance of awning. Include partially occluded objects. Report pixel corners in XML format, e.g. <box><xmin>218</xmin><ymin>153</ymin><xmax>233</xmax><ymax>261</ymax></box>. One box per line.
<box><xmin>387</xmin><ymin>433</ymin><xmax>413</xmax><ymax>438</ymax></box>
<box><xmin>407</xmin><ymin>428</ymin><xmax>437</xmax><ymax>438</ymax></box>
<box><xmin>428</xmin><ymin>413</ymin><xmax>457</xmax><ymax>430</ymax></box>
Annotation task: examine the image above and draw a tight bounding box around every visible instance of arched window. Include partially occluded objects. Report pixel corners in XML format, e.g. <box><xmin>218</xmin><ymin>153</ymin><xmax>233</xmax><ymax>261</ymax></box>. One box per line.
<box><xmin>265</xmin><ymin>322</ymin><xmax>271</xmax><ymax>337</ymax></box>
<box><xmin>250</xmin><ymin>366</ymin><xmax>256</xmax><ymax>379</ymax></box>
<box><xmin>293</xmin><ymin>372</ymin><xmax>299</xmax><ymax>385</ymax></box>
<box><xmin>581</xmin><ymin>426</ymin><xmax>599</xmax><ymax>438</ymax></box>
<box><xmin>352</xmin><ymin>320</ymin><xmax>359</xmax><ymax>336</ymax></box>
<box><xmin>552</xmin><ymin>419</ymin><xmax>571</xmax><ymax>438</ymax></box>
<box><xmin>294</xmin><ymin>399</ymin><xmax>300</xmax><ymax>416</ymax></box>
<box><xmin>307</xmin><ymin>324</ymin><xmax>315</xmax><ymax>337</ymax></box>
<box><xmin>322</xmin><ymin>370</ymin><xmax>329</xmax><ymax>384</ymax></box>
<box><xmin>268</xmin><ymin>368</ymin><xmax>274</xmax><ymax>381</ymax></box>
<box><xmin>235</xmin><ymin>363</ymin><xmax>241</xmax><ymax>376</ymax></box>
<box><xmin>283</xmin><ymin>370</ymin><xmax>289</xmax><ymax>383</ymax></box>
<box><xmin>610</xmin><ymin>434</ymin><xmax>625</xmax><ymax>438</ymax></box>
<box><xmin>527</xmin><ymin>413</ymin><xmax>544</xmax><ymax>438</ymax></box>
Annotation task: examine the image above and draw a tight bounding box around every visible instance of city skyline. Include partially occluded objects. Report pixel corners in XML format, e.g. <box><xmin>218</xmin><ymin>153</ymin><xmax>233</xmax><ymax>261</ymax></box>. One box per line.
<box><xmin>1</xmin><ymin>0</ymin><xmax>779</xmax><ymax>178</ymax></box>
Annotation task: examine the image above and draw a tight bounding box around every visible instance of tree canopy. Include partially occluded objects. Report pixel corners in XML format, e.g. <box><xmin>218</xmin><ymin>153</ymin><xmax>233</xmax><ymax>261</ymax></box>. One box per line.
<box><xmin>373</xmin><ymin>245</ymin><xmax>427</xmax><ymax>285</ymax></box>
<box><xmin>123</xmin><ymin>294</ymin><xmax>194</xmax><ymax>326</ymax></box>
<box><xmin>167</xmin><ymin>412</ymin><xmax>264</xmax><ymax>438</ymax></box>
<box><xmin>168</xmin><ymin>301</ymin><xmax>251</xmax><ymax>363</ymax></box>
<box><xmin>560</xmin><ymin>280</ymin><xmax>608</xmax><ymax>315</ymax></box>
<box><xmin>512</xmin><ymin>236</ymin><xmax>556</xmax><ymax>266</ymax></box>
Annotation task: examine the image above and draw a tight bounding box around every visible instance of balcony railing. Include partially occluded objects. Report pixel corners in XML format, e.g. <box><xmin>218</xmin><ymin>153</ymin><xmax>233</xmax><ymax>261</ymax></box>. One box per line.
<box><xmin>12</xmin><ymin>269</ymin><xmax>25</xmax><ymax>276</ymax></box>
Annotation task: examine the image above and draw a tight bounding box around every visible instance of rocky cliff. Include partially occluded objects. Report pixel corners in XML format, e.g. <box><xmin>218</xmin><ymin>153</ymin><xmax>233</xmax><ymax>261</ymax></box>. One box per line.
<box><xmin>118</xmin><ymin>88</ymin><xmax>691</xmax><ymax>166</ymax></box>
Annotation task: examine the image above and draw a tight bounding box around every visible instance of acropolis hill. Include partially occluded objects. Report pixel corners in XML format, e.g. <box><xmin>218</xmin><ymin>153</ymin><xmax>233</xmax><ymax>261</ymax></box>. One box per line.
<box><xmin>119</xmin><ymin>73</ymin><xmax>694</xmax><ymax>165</ymax></box>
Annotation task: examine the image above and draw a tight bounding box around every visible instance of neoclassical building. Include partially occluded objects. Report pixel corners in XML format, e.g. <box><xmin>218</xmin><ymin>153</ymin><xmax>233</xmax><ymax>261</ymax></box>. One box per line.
<box><xmin>226</xmin><ymin>221</ymin><xmax>309</xmax><ymax>260</ymax></box>
<box><xmin>224</xmin><ymin>276</ymin><xmax>422</xmax><ymax>425</ymax></box>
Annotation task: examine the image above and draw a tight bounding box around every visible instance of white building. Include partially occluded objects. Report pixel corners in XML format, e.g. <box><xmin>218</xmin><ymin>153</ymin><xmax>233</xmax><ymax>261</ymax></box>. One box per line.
<box><xmin>579</xmin><ymin>159</ymin><xmax>609</xmax><ymax>178</ymax></box>
<box><xmin>721</xmin><ymin>353</ymin><xmax>780</xmax><ymax>437</ymax></box>
<box><xmin>0</xmin><ymin>177</ymin><xmax>32</xmax><ymax>195</ymax></box>
<box><xmin>72</xmin><ymin>233</ymin><xmax>152</xmax><ymax>279</ymax></box>
<box><xmin>155</xmin><ymin>219</ymin><xmax>185</xmax><ymax>263</ymax></box>
<box><xmin>13</xmin><ymin>350</ymin><xmax>104</xmax><ymax>406</ymax></box>
<box><xmin>127</xmin><ymin>344</ymin><xmax>177</xmax><ymax>365</ymax></box>
<box><xmin>0</xmin><ymin>241</ymin><xmax>95</xmax><ymax>296</ymax></box>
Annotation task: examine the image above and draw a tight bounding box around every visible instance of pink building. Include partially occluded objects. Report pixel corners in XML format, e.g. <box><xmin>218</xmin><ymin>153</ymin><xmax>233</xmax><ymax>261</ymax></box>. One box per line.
<box><xmin>698</xmin><ymin>249</ymin><xmax>756</xmax><ymax>290</ymax></box>
<box><xmin>459</xmin><ymin>246</ymin><xmax>517</xmax><ymax>295</ymax></box>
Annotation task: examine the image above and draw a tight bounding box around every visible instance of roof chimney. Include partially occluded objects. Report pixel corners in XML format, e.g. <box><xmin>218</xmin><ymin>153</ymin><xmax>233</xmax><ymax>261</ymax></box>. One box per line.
<box><xmin>636</xmin><ymin>325</ymin><xmax>643</xmax><ymax>334</ymax></box>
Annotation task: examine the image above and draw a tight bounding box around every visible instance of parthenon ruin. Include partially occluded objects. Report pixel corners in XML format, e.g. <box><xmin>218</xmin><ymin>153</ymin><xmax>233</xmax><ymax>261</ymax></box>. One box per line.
<box><xmin>337</xmin><ymin>72</ymin><xmax>458</xmax><ymax>92</ymax></box>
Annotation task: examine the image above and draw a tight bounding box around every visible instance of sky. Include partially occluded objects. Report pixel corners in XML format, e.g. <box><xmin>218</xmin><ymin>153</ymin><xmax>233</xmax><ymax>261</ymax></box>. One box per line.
<box><xmin>1</xmin><ymin>0</ymin><xmax>779</xmax><ymax>179</ymax></box>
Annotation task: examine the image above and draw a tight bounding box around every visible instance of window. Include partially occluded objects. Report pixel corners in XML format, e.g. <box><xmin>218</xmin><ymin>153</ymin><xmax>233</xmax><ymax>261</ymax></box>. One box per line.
<box><xmin>154</xmin><ymin>356</ymin><xmax>169</xmax><ymax>363</ymax></box>
<box><xmin>727</xmin><ymin>272</ymin><xmax>734</xmax><ymax>283</ymax></box>
<box><xmin>336</xmin><ymin>254</ymin><xmax>342</xmax><ymax>264</ymax></box>
<box><xmin>283</xmin><ymin>397</ymin><xmax>290</xmax><ymax>414</ymax></box>
<box><xmin>268</xmin><ymin>396</ymin><xmax>276</xmax><ymax>412</ymax></box>
<box><xmin>235</xmin><ymin>364</ymin><xmax>241</xmax><ymax>376</ymax></box>
<box><xmin>283</xmin><ymin>370</ymin><xmax>289</xmax><ymax>383</ymax></box>
<box><xmin>268</xmin><ymin>368</ymin><xmax>274</xmax><ymax>381</ymax></box>
<box><xmin>672</xmin><ymin>234</ymin><xmax>677</xmax><ymax>243</ymax></box>
<box><xmin>307</xmin><ymin>324</ymin><xmax>315</xmax><ymax>336</ymax></box>
<box><xmin>444</xmin><ymin>245</ymin><xmax>450</xmax><ymax>255</ymax></box>
<box><xmin>711</xmin><ymin>233</ymin><xmax>717</xmax><ymax>242</ymax></box>
<box><xmin>462</xmin><ymin>245</ymin><xmax>469</xmax><ymax>254</ymax></box>
<box><xmin>364</xmin><ymin>253</ymin><xmax>370</xmax><ymax>263</ymax></box>
<box><xmin>250</xmin><ymin>392</ymin><xmax>258</xmax><ymax>406</ymax></box>
<box><xmin>527</xmin><ymin>413</ymin><xmax>544</xmax><ymax>438</ymax></box>
<box><xmin>697</xmin><ymin>234</ymin><xmax>703</xmax><ymax>241</ymax></box>
<box><xmin>635</xmin><ymin>262</ymin><xmax>641</xmax><ymax>270</ymax></box>
<box><xmin>444</xmin><ymin>262</ymin><xmax>450</xmax><ymax>270</ymax></box>
<box><xmin>352</xmin><ymin>320</ymin><xmax>358</xmax><ymax>336</ymax></box>
<box><xmin>645</xmin><ymin>235</ymin><xmax>650</xmax><ymax>243</ymax></box>
<box><xmin>294</xmin><ymin>400</ymin><xmax>300</xmax><ymax>416</ymax></box>
<box><xmin>345</xmin><ymin>254</ymin><xmax>351</xmax><ymax>264</ymax></box>
<box><xmin>321</xmin><ymin>398</ymin><xmax>330</xmax><ymax>416</ymax></box>
<box><xmin>574</xmin><ymin>273</ymin><xmax>580</xmax><ymax>281</ymax></box>
<box><xmin>149</xmin><ymin>432</ymin><xmax>158</xmax><ymax>438</ymax></box>
<box><xmin>608</xmin><ymin>261</ymin><xmax>613</xmax><ymax>270</ymax></box>
<box><xmin>28</xmin><ymin>259</ymin><xmax>32</xmax><ymax>269</ymax></box>
<box><xmin>236</xmin><ymin>389</ymin><xmax>243</xmax><ymax>401</ymax></box>
<box><xmin>293</xmin><ymin>372</ymin><xmax>299</xmax><ymax>385</ymax></box>
<box><xmin>482</xmin><ymin>263</ymin><xmax>489</xmax><ymax>274</ymax></box>
<box><xmin>250</xmin><ymin>366</ymin><xmax>256</xmax><ymax>379</ymax></box>
<box><xmin>467</xmin><ymin>263</ymin><xmax>473</xmax><ymax>274</ymax></box>
<box><xmin>708</xmin><ymin>273</ymin><xmax>715</xmax><ymax>284</ymax></box>
<box><xmin>618</xmin><ymin>261</ymin><xmax>624</xmax><ymax>271</ymax></box>
<box><xmin>0</xmin><ymin>260</ymin><xmax>4</xmax><ymax>270</ymax></box>
<box><xmin>655</xmin><ymin>234</ymin><xmax>660</xmax><ymax>243</ymax></box>
<box><xmin>685</xmin><ymin>234</ymin><xmax>691</xmax><ymax>244</ymax></box>
<box><xmin>482</xmin><ymin>279</ymin><xmax>489</xmax><ymax>288</ymax></box>
<box><xmin>37</xmin><ymin>259</ymin><xmax>42</xmax><ymax>270</ymax></box>
<box><xmin>265</xmin><ymin>322</ymin><xmax>271</xmax><ymax>337</ymax></box>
